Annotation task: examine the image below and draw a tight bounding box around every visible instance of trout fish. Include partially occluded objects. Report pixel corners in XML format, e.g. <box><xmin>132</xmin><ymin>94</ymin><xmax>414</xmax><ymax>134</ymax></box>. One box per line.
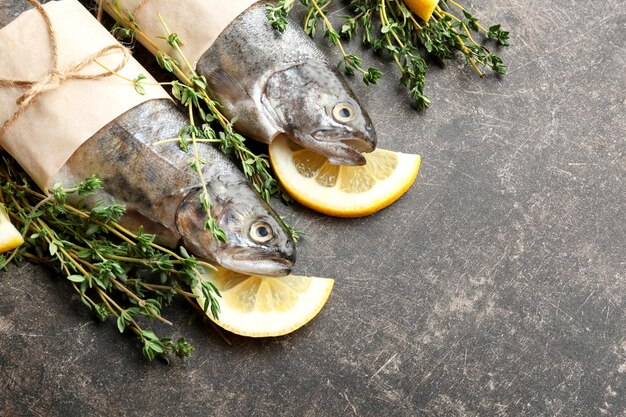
<box><xmin>199</xmin><ymin>2</ymin><xmax>377</xmax><ymax>166</ymax></box>
<box><xmin>0</xmin><ymin>0</ymin><xmax>296</xmax><ymax>276</ymax></box>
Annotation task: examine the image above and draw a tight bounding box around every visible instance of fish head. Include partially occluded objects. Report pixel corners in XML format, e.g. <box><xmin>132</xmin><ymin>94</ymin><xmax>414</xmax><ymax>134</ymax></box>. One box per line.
<box><xmin>264</xmin><ymin>63</ymin><xmax>377</xmax><ymax>166</ymax></box>
<box><xmin>213</xmin><ymin>197</ymin><xmax>296</xmax><ymax>276</ymax></box>
<box><xmin>177</xmin><ymin>187</ymin><xmax>296</xmax><ymax>277</ymax></box>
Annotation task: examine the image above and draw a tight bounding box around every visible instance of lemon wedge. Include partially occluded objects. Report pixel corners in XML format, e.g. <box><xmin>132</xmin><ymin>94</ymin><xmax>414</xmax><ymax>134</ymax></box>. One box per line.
<box><xmin>269</xmin><ymin>135</ymin><xmax>421</xmax><ymax>218</ymax></box>
<box><xmin>404</xmin><ymin>0</ymin><xmax>440</xmax><ymax>22</ymax></box>
<box><xmin>0</xmin><ymin>204</ymin><xmax>24</xmax><ymax>253</ymax></box>
<box><xmin>193</xmin><ymin>267</ymin><xmax>334</xmax><ymax>338</ymax></box>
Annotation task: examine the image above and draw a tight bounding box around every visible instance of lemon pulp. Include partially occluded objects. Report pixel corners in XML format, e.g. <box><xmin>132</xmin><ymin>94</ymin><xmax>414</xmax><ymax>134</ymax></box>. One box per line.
<box><xmin>270</xmin><ymin>136</ymin><xmax>421</xmax><ymax>218</ymax></box>
<box><xmin>0</xmin><ymin>205</ymin><xmax>24</xmax><ymax>253</ymax></box>
<box><xmin>194</xmin><ymin>267</ymin><xmax>334</xmax><ymax>338</ymax></box>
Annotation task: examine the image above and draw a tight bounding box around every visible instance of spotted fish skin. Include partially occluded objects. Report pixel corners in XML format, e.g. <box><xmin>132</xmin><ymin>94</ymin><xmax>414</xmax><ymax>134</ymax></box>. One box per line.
<box><xmin>0</xmin><ymin>1</ymin><xmax>296</xmax><ymax>276</ymax></box>
<box><xmin>196</xmin><ymin>2</ymin><xmax>377</xmax><ymax>166</ymax></box>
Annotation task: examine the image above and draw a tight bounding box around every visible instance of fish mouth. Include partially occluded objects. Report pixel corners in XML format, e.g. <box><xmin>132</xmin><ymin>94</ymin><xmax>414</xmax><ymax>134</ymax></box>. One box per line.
<box><xmin>301</xmin><ymin>132</ymin><xmax>376</xmax><ymax>166</ymax></box>
<box><xmin>218</xmin><ymin>250</ymin><xmax>295</xmax><ymax>277</ymax></box>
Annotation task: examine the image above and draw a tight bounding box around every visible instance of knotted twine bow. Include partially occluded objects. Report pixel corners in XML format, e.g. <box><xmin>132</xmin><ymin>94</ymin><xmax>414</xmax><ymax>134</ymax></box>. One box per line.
<box><xmin>0</xmin><ymin>0</ymin><xmax>131</xmax><ymax>136</ymax></box>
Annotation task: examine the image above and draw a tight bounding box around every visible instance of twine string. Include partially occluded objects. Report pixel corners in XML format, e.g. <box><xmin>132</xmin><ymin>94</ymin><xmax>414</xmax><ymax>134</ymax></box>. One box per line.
<box><xmin>0</xmin><ymin>0</ymin><xmax>130</xmax><ymax>135</ymax></box>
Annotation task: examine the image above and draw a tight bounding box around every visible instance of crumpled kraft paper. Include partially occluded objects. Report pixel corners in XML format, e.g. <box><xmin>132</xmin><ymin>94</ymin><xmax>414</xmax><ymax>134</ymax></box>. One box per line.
<box><xmin>106</xmin><ymin>0</ymin><xmax>257</xmax><ymax>77</ymax></box>
<box><xmin>0</xmin><ymin>0</ymin><xmax>170</xmax><ymax>191</ymax></box>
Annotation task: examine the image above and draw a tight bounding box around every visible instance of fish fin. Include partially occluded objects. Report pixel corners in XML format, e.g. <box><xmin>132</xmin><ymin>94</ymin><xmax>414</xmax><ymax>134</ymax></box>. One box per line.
<box><xmin>206</xmin><ymin>68</ymin><xmax>252</xmax><ymax>105</ymax></box>
<box><xmin>123</xmin><ymin>208</ymin><xmax>179</xmax><ymax>247</ymax></box>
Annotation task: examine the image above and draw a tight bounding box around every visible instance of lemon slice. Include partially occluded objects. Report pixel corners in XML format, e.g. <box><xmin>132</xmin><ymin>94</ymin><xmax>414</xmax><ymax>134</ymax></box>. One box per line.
<box><xmin>404</xmin><ymin>0</ymin><xmax>440</xmax><ymax>21</ymax></box>
<box><xmin>193</xmin><ymin>267</ymin><xmax>334</xmax><ymax>338</ymax></box>
<box><xmin>0</xmin><ymin>204</ymin><xmax>24</xmax><ymax>253</ymax></box>
<box><xmin>269</xmin><ymin>135</ymin><xmax>421</xmax><ymax>218</ymax></box>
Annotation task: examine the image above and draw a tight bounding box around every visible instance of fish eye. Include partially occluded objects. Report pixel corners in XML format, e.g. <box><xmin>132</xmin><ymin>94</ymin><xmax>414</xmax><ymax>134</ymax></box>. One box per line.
<box><xmin>332</xmin><ymin>103</ymin><xmax>355</xmax><ymax>123</ymax></box>
<box><xmin>250</xmin><ymin>221</ymin><xmax>274</xmax><ymax>243</ymax></box>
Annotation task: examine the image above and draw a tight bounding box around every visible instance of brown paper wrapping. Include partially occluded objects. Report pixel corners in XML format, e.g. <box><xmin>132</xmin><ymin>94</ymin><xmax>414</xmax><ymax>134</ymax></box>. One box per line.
<box><xmin>106</xmin><ymin>0</ymin><xmax>257</xmax><ymax>77</ymax></box>
<box><xmin>0</xmin><ymin>0</ymin><xmax>170</xmax><ymax>191</ymax></box>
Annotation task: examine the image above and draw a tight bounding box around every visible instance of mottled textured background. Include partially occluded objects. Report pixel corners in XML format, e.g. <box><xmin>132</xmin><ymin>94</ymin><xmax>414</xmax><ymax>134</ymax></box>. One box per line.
<box><xmin>1</xmin><ymin>0</ymin><xmax>625</xmax><ymax>416</ymax></box>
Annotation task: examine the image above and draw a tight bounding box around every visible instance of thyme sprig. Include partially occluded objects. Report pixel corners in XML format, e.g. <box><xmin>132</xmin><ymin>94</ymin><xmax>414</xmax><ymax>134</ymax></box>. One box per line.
<box><xmin>266</xmin><ymin>0</ymin><xmax>296</xmax><ymax>32</ymax></box>
<box><xmin>267</xmin><ymin>0</ymin><xmax>509</xmax><ymax>109</ymax></box>
<box><xmin>305</xmin><ymin>0</ymin><xmax>383</xmax><ymax>84</ymax></box>
<box><xmin>0</xmin><ymin>154</ymin><xmax>221</xmax><ymax>362</ymax></box>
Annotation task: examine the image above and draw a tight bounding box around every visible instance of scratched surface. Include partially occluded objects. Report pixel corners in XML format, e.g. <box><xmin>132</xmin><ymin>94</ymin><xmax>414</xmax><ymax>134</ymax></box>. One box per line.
<box><xmin>1</xmin><ymin>0</ymin><xmax>625</xmax><ymax>416</ymax></box>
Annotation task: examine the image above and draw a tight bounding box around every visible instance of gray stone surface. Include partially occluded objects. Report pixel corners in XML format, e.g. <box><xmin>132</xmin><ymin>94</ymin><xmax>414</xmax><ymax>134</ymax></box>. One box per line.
<box><xmin>1</xmin><ymin>0</ymin><xmax>625</xmax><ymax>416</ymax></box>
